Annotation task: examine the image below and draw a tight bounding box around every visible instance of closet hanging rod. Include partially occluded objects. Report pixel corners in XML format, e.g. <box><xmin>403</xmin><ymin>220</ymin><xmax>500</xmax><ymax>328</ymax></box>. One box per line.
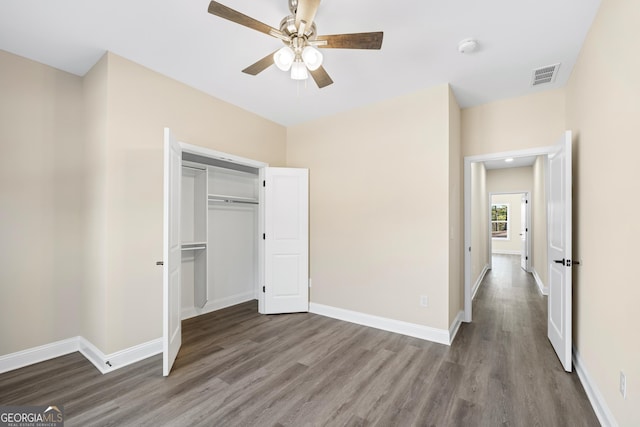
<box><xmin>181</xmin><ymin>246</ymin><xmax>206</xmax><ymax>251</ymax></box>
<box><xmin>208</xmin><ymin>198</ymin><xmax>258</xmax><ymax>205</ymax></box>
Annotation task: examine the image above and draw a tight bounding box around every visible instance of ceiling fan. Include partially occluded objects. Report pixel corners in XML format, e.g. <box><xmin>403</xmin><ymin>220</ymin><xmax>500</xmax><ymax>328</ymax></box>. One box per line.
<box><xmin>207</xmin><ymin>0</ymin><xmax>383</xmax><ymax>88</ymax></box>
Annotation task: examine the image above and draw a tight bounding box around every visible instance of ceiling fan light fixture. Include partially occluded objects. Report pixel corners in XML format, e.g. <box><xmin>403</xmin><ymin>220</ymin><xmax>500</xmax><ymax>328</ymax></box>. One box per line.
<box><xmin>301</xmin><ymin>45</ymin><xmax>323</xmax><ymax>71</ymax></box>
<box><xmin>274</xmin><ymin>46</ymin><xmax>295</xmax><ymax>71</ymax></box>
<box><xmin>290</xmin><ymin>60</ymin><xmax>308</xmax><ymax>80</ymax></box>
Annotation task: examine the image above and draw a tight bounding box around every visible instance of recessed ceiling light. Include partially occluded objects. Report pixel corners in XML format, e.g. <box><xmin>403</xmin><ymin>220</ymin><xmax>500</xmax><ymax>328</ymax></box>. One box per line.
<box><xmin>505</xmin><ymin>158</ymin><xmax>514</xmax><ymax>163</ymax></box>
<box><xmin>458</xmin><ymin>38</ymin><xmax>479</xmax><ymax>54</ymax></box>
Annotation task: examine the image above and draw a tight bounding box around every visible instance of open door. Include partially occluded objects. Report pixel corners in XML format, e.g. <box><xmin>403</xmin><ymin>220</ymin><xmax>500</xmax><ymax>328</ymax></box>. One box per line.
<box><xmin>163</xmin><ymin>129</ymin><xmax>182</xmax><ymax>376</ymax></box>
<box><xmin>547</xmin><ymin>131</ymin><xmax>573</xmax><ymax>372</ymax></box>
<box><xmin>520</xmin><ymin>195</ymin><xmax>528</xmax><ymax>271</ymax></box>
<box><xmin>263</xmin><ymin>167</ymin><xmax>309</xmax><ymax>314</ymax></box>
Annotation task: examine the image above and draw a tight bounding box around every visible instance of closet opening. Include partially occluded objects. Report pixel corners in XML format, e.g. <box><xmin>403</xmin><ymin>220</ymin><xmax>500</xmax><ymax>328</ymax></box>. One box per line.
<box><xmin>181</xmin><ymin>152</ymin><xmax>261</xmax><ymax>321</ymax></box>
<box><xmin>163</xmin><ymin>129</ymin><xmax>309</xmax><ymax>375</ymax></box>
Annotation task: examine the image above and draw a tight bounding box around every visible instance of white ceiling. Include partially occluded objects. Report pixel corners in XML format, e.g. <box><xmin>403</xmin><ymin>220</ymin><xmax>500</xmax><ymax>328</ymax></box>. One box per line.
<box><xmin>0</xmin><ymin>0</ymin><xmax>601</xmax><ymax>126</ymax></box>
<box><xmin>484</xmin><ymin>155</ymin><xmax>537</xmax><ymax>170</ymax></box>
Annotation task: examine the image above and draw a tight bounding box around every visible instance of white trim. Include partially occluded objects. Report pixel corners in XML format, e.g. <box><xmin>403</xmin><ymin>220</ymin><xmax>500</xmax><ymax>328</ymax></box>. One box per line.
<box><xmin>309</xmin><ymin>303</ymin><xmax>452</xmax><ymax>346</ymax></box>
<box><xmin>573</xmin><ymin>346</ymin><xmax>619</xmax><ymax>427</ymax></box>
<box><xmin>0</xmin><ymin>337</ymin><xmax>79</xmax><ymax>374</ymax></box>
<box><xmin>491</xmin><ymin>249</ymin><xmax>522</xmax><ymax>255</ymax></box>
<box><xmin>77</xmin><ymin>337</ymin><xmax>106</xmax><ymax>373</ymax></box>
<box><xmin>448</xmin><ymin>310</ymin><xmax>465</xmax><ymax>344</ymax></box>
<box><xmin>472</xmin><ymin>263</ymin><xmax>490</xmax><ymax>300</ymax></box>
<box><xmin>0</xmin><ymin>336</ymin><xmax>162</xmax><ymax>375</ymax></box>
<box><xmin>79</xmin><ymin>337</ymin><xmax>162</xmax><ymax>374</ymax></box>
<box><xmin>182</xmin><ymin>292</ymin><xmax>256</xmax><ymax>320</ymax></box>
<box><xmin>180</xmin><ymin>141</ymin><xmax>268</xmax><ymax>169</ymax></box>
<box><xmin>531</xmin><ymin>267</ymin><xmax>548</xmax><ymax>295</ymax></box>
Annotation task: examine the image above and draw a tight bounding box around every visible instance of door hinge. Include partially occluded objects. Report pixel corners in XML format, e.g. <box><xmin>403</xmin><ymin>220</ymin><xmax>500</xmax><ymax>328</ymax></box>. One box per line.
<box><xmin>526</xmin><ymin>256</ymin><xmax>528</xmax><ymax>260</ymax></box>
<box><xmin>526</xmin><ymin>228</ymin><xmax>528</xmax><ymax>232</ymax></box>
<box><xmin>262</xmin><ymin>286</ymin><xmax>265</xmax><ymax>293</ymax></box>
<box><xmin>263</xmin><ymin>233</ymin><xmax>266</xmax><ymax>240</ymax></box>
<box><xmin>263</xmin><ymin>180</ymin><xmax>266</xmax><ymax>187</ymax></box>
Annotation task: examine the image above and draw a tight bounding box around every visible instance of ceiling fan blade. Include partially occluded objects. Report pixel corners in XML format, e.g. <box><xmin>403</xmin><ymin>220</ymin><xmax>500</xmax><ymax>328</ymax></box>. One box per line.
<box><xmin>310</xmin><ymin>66</ymin><xmax>334</xmax><ymax>88</ymax></box>
<box><xmin>208</xmin><ymin>1</ymin><xmax>283</xmax><ymax>38</ymax></box>
<box><xmin>295</xmin><ymin>0</ymin><xmax>321</xmax><ymax>29</ymax></box>
<box><xmin>241</xmin><ymin>51</ymin><xmax>278</xmax><ymax>75</ymax></box>
<box><xmin>316</xmin><ymin>32</ymin><xmax>384</xmax><ymax>49</ymax></box>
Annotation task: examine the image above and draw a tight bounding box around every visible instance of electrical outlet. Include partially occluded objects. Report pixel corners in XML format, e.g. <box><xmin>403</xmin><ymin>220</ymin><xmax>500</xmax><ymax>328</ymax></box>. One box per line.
<box><xmin>420</xmin><ymin>295</ymin><xmax>429</xmax><ymax>307</ymax></box>
<box><xmin>620</xmin><ymin>371</ymin><xmax>627</xmax><ymax>399</ymax></box>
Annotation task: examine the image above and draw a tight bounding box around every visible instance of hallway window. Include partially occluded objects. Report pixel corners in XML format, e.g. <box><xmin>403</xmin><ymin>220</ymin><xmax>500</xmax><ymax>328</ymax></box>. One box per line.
<box><xmin>491</xmin><ymin>203</ymin><xmax>509</xmax><ymax>239</ymax></box>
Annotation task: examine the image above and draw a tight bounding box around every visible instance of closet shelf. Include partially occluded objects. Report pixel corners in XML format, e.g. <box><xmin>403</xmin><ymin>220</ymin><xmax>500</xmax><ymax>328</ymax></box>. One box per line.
<box><xmin>208</xmin><ymin>194</ymin><xmax>258</xmax><ymax>205</ymax></box>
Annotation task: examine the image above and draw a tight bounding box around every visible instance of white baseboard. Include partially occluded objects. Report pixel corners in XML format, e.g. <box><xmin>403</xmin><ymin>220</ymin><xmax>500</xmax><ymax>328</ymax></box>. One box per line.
<box><xmin>492</xmin><ymin>249</ymin><xmax>522</xmax><ymax>255</ymax></box>
<box><xmin>531</xmin><ymin>267</ymin><xmax>548</xmax><ymax>295</ymax></box>
<box><xmin>1</xmin><ymin>336</ymin><xmax>161</xmax><ymax>376</ymax></box>
<box><xmin>309</xmin><ymin>303</ymin><xmax>452</xmax><ymax>346</ymax></box>
<box><xmin>79</xmin><ymin>337</ymin><xmax>162</xmax><ymax>374</ymax></box>
<box><xmin>573</xmin><ymin>346</ymin><xmax>618</xmax><ymax>427</ymax></box>
<box><xmin>448</xmin><ymin>310</ymin><xmax>465</xmax><ymax>344</ymax></box>
<box><xmin>472</xmin><ymin>264</ymin><xmax>490</xmax><ymax>300</ymax></box>
<box><xmin>182</xmin><ymin>291</ymin><xmax>255</xmax><ymax>320</ymax></box>
<box><xmin>0</xmin><ymin>337</ymin><xmax>79</xmax><ymax>374</ymax></box>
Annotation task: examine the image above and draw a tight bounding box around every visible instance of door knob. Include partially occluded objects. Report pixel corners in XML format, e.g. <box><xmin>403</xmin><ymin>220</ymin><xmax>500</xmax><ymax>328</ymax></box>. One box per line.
<box><xmin>554</xmin><ymin>259</ymin><xmax>565</xmax><ymax>265</ymax></box>
<box><xmin>156</xmin><ymin>261</ymin><xmax>164</xmax><ymax>266</ymax></box>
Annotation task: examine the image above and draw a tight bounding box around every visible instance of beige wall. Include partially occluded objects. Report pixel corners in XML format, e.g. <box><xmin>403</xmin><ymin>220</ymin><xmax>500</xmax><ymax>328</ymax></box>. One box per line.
<box><xmin>486</xmin><ymin>166</ymin><xmax>533</xmax><ymax>194</ymax></box>
<box><xmin>463</xmin><ymin>89</ymin><xmax>564</xmax><ymax>298</ymax></box>
<box><xmin>97</xmin><ymin>53</ymin><xmax>286</xmax><ymax>353</ymax></box>
<box><xmin>448</xmin><ymin>87</ymin><xmax>463</xmax><ymax>325</ymax></box>
<box><xmin>470</xmin><ymin>162</ymin><xmax>488</xmax><ymax>286</ymax></box>
<box><xmin>531</xmin><ymin>156</ymin><xmax>547</xmax><ymax>289</ymax></box>
<box><xmin>287</xmin><ymin>84</ymin><xmax>457</xmax><ymax>330</ymax></box>
<box><xmin>462</xmin><ymin>89</ymin><xmax>565</xmax><ymax>157</ymax></box>
<box><xmin>82</xmin><ymin>54</ymin><xmax>109</xmax><ymax>350</ymax></box>
<box><xmin>565</xmin><ymin>0</ymin><xmax>640</xmax><ymax>424</ymax></box>
<box><xmin>0</xmin><ymin>51</ymin><xmax>84</xmax><ymax>354</ymax></box>
<box><xmin>0</xmin><ymin>50</ymin><xmax>287</xmax><ymax>357</ymax></box>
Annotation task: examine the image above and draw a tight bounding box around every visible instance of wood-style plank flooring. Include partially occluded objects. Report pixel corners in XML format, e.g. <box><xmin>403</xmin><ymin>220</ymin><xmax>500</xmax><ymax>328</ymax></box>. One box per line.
<box><xmin>0</xmin><ymin>255</ymin><xmax>599</xmax><ymax>426</ymax></box>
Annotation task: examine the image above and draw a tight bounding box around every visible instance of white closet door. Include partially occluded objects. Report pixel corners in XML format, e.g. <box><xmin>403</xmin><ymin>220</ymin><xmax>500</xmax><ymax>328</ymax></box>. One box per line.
<box><xmin>263</xmin><ymin>167</ymin><xmax>309</xmax><ymax>314</ymax></box>
<box><xmin>163</xmin><ymin>129</ymin><xmax>182</xmax><ymax>376</ymax></box>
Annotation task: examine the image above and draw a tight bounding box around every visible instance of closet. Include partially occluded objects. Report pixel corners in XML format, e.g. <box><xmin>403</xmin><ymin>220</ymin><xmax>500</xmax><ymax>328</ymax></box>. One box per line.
<box><xmin>180</xmin><ymin>154</ymin><xmax>260</xmax><ymax>320</ymax></box>
<box><xmin>162</xmin><ymin>129</ymin><xmax>309</xmax><ymax>376</ymax></box>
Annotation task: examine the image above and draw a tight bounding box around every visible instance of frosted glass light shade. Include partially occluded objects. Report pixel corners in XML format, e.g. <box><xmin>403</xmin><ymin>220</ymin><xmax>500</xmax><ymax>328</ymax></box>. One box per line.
<box><xmin>290</xmin><ymin>61</ymin><xmax>308</xmax><ymax>80</ymax></box>
<box><xmin>301</xmin><ymin>46</ymin><xmax>323</xmax><ymax>71</ymax></box>
<box><xmin>274</xmin><ymin>46</ymin><xmax>295</xmax><ymax>71</ymax></box>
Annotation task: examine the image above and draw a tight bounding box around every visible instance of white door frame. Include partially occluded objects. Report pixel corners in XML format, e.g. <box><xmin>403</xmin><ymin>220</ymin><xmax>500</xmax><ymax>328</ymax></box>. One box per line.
<box><xmin>163</xmin><ymin>138</ymin><xmax>269</xmax><ymax>376</ymax></box>
<box><xmin>487</xmin><ymin>191</ymin><xmax>530</xmax><ymax>270</ymax></box>
<box><xmin>464</xmin><ymin>145</ymin><xmax>555</xmax><ymax>322</ymax></box>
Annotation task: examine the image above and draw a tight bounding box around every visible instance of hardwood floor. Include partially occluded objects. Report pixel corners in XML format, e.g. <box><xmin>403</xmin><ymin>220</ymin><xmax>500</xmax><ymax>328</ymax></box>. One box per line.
<box><xmin>0</xmin><ymin>255</ymin><xmax>599</xmax><ymax>426</ymax></box>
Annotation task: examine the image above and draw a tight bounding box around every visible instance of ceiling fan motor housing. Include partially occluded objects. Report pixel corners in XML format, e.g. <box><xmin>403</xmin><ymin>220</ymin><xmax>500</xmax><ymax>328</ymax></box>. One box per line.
<box><xmin>280</xmin><ymin>15</ymin><xmax>316</xmax><ymax>40</ymax></box>
<box><xmin>289</xmin><ymin>0</ymin><xmax>298</xmax><ymax>14</ymax></box>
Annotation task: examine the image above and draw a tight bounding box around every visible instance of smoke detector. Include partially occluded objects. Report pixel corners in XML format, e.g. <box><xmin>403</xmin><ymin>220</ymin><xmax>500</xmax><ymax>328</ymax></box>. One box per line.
<box><xmin>458</xmin><ymin>38</ymin><xmax>478</xmax><ymax>54</ymax></box>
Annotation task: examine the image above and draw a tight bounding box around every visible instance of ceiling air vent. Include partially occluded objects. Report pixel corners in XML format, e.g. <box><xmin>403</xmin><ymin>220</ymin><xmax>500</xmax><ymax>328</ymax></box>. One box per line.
<box><xmin>531</xmin><ymin>63</ymin><xmax>560</xmax><ymax>87</ymax></box>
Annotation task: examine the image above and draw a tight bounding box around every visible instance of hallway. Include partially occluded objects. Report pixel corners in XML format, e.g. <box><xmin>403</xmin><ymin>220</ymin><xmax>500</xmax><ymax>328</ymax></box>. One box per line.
<box><xmin>451</xmin><ymin>253</ymin><xmax>598</xmax><ymax>425</ymax></box>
